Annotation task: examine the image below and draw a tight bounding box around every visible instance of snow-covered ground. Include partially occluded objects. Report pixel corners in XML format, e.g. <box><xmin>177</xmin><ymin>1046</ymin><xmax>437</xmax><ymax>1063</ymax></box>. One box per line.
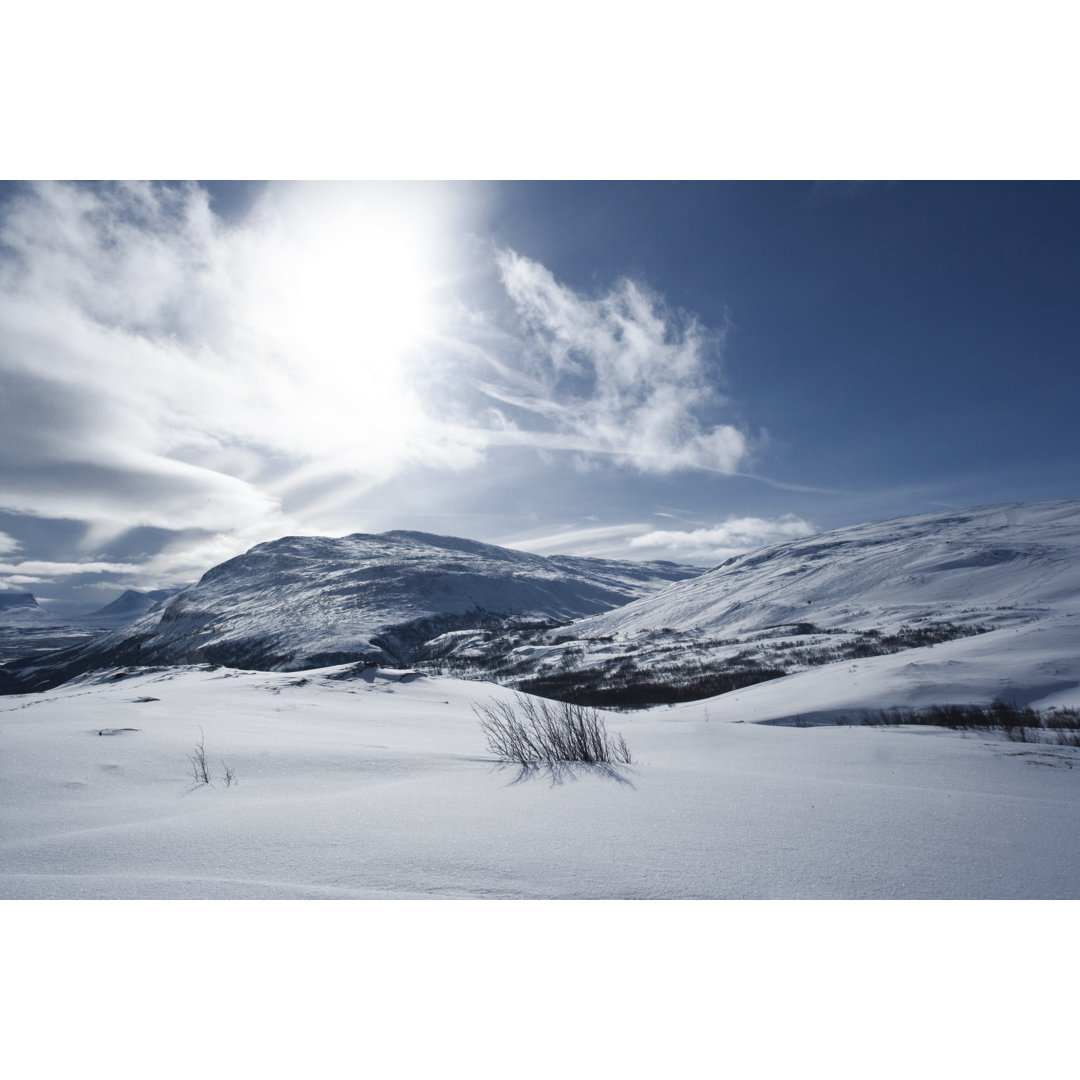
<box><xmin>4</xmin><ymin>660</ymin><xmax>1079</xmax><ymax>900</ymax></box>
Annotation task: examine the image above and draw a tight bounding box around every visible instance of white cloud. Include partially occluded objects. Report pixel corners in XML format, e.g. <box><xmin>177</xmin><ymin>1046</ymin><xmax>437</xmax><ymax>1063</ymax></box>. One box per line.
<box><xmin>0</xmin><ymin>532</ymin><xmax>21</xmax><ymax>557</ymax></box>
<box><xmin>490</xmin><ymin>250</ymin><xmax>749</xmax><ymax>474</ymax></box>
<box><xmin>628</xmin><ymin>514</ymin><xmax>816</xmax><ymax>563</ymax></box>
<box><xmin>502</xmin><ymin>515</ymin><xmax>815</xmax><ymax>565</ymax></box>
<box><xmin>0</xmin><ymin>559</ymin><xmax>142</xmax><ymax>577</ymax></box>
<box><xmin>502</xmin><ymin>522</ymin><xmax>652</xmax><ymax>558</ymax></box>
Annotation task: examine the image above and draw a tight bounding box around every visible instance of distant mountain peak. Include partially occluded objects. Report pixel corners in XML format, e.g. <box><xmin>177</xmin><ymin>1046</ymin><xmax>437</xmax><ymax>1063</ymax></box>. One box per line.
<box><xmin>87</xmin><ymin>589</ymin><xmax>175</xmax><ymax>623</ymax></box>
<box><xmin>0</xmin><ymin>591</ymin><xmax>38</xmax><ymax>609</ymax></box>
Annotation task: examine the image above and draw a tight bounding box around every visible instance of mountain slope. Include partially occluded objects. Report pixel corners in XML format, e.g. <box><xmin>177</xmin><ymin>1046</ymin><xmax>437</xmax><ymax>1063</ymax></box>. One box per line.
<box><xmin>429</xmin><ymin>501</ymin><xmax>1080</xmax><ymax>709</ymax></box>
<box><xmin>571</xmin><ymin>501</ymin><xmax>1080</xmax><ymax>640</ymax></box>
<box><xmin>0</xmin><ymin>531</ymin><xmax>699</xmax><ymax>692</ymax></box>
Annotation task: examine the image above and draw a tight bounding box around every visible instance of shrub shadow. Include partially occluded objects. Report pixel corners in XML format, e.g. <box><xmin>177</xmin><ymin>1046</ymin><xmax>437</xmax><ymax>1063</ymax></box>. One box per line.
<box><xmin>494</xmin><ymin>761</ymin><xmax>636</xmax><ymax>789</ymax></box>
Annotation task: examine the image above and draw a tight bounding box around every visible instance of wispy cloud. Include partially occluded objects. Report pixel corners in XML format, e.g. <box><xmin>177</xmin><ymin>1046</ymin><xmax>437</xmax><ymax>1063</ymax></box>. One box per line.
<box><xmin>0</xmin><ymin>559</ymin><xmax>142</xmax><ymax>577</ymax></box>
<box><xmin>628</xmin><ymin>514</ymin><xmax>816</xmax><ymax>563</ymax></box>
<box><xmin>500</xmin><ymin>514</ymin><xmax>816</xmax><ymax>565</ymax></box>
<box><xmin>501</xmin><ymin>522</ymin><xmax>653</xmax><ymax>558</ymax></box>
<box><xmin>485</xmin><ymin>250</ymin><xmax>750</xmax><ymax>474</ymax></box>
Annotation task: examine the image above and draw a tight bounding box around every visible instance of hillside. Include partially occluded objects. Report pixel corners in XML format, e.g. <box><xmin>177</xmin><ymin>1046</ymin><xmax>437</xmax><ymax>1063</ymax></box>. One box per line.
<box><xmin>570</xmin><ymin>500</ymin><xmax>1079</xmax><ymax>638</ymax></box>
<box><xmin>6</xmin><ymin>502</ymin><xmax>1080</xmax><ymax>714</ymax></box>
<box><xmin>425</xmin><ymin>501</ymin><xmax>1080</xmax><ymax>709</ymax></box>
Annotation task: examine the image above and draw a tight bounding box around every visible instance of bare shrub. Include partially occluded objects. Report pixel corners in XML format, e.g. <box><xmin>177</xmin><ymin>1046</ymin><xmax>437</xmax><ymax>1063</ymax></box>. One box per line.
<box><xmin>222</xmin><ymin>760</ymin><xmax>238</xmax><ymax>787</ymax></box>
<box><xmin>189</xmin><ymin>727</ymin><xmax>210</xmax><ymax>784</ymax></box>
<box><xmin>475</xmin><ymin>694</ymin><xmax>632</xmax><ymax>765</ymax></box>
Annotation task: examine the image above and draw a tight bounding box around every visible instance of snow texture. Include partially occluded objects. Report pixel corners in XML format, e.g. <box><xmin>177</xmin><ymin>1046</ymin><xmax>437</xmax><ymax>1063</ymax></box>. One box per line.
<box><xmin>2</xmin><ymin>662</ymin><xmax>1078</xmax><ymax>899</ymax></box>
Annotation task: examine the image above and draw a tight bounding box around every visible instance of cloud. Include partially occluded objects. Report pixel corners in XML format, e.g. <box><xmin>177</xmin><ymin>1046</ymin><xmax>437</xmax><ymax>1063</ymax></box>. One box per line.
<box><xmin>498</xmin><ymin>514</ymin><xmax>816</xmax><ymax>566</ymax></box>
<box><xmin>0</xmin><ymin>532</ymin><xmax>20</xmax><ymax>557</ymax></box>
<box><xmin>0</xmin><ymin>559</ymin><xmax>142</xmax><ymax>577</ymax></box>
<box><xmin>628</xmin><ymin>514</ymin><xmax>816</xmax><ymax>563</ymax></box>
<box><xmin>0</xmin><ymin>181</ymin><xmax>482</xmax><ymax>560</ymax></box>
<box><xmin>487</xmin><ymin>250</ymin><xmax>749</xmax><ymax>474</ymax></box>
<box><xmin>501</xmin><ymin>522</ymin><xmax>652</xmax><ymax>558</ymax></box>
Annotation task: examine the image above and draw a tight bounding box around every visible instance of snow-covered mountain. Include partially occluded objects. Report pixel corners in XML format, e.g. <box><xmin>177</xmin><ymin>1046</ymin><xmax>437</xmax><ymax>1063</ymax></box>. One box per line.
<box><xmin>0</xmin><ymin>531</ymin><xmax>699</xmax><ymax>692</ymax></box>
<box><xmin>86</xmin><ymin>588</ymin><xmax>176</xmax><ymax>624</ymax></box>
<box><xmin>0</xmin><ymin>591</ymin><xmax>55</xmax><ymax>625</ymax></box>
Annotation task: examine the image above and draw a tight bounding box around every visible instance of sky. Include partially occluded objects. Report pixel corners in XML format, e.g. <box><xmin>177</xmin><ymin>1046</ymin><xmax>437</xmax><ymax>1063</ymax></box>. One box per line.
<box><xmin>1</xmin><ymin>179</ymin><xmax>1079</xmax><ymax>614</ymax></box>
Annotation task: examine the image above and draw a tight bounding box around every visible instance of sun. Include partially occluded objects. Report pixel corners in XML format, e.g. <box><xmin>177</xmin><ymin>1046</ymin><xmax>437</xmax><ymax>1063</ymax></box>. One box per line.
<box><xmin>230</xmin><ymin>183</ymin><xmax>458</xmax><ymax>467</ymax></box>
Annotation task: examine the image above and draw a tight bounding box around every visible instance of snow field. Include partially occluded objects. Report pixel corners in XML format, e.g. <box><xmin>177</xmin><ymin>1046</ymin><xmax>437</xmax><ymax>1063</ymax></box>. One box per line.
<box><xmin>3</xmin><ymin>663</ymin><xmax>1079</xmax><ymax>899</ymax></box>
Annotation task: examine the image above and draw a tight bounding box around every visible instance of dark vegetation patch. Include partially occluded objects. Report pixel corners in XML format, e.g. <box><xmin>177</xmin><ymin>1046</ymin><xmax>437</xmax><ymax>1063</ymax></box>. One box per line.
<box><xmin>852</xmin><ymin>702</ymin><xmax>1080</xmax><ymax>746</ymax></box>
<box><xmin>373</xmin><ymin>611</ymin><xmax>566</xmax><ymax>663</ymax></box>
<box><xmin>516</xmin><ymin>660</ymin><xmax>789</xmax><ymax>709</ymax></box>
<box><xmin>417</xmin><ymin>620</ymin><xmax>997</xmax><ymax>709</ymax></box>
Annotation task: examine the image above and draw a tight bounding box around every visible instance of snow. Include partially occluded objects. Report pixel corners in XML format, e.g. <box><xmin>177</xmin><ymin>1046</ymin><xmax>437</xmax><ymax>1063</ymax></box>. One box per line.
<box><xmin>4</xmin><ymin>661</ymin><xmax>1079</xmax><ymax>900</ymax></box>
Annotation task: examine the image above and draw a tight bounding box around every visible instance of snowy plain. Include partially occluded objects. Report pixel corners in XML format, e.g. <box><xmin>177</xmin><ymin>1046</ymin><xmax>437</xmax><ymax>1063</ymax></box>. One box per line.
<box><xmin>4</xmin><ymin>655</ymin><xmax>1078</xmax><ymax>900</ymax></box>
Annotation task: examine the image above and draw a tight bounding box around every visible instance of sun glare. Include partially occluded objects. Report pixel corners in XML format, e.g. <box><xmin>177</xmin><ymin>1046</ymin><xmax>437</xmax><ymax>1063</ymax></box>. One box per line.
<box><xmin>230</xmin><ymin>183</ymin><xmax>459</xmax><ymax>473</ymax></box>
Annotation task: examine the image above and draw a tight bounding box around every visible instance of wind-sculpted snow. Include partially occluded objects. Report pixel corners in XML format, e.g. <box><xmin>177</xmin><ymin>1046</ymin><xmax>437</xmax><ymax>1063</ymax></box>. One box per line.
<box><xmin>0</xmin><ymin>531</ymin><xmax>699</xmax><ymax>692</ymax></box>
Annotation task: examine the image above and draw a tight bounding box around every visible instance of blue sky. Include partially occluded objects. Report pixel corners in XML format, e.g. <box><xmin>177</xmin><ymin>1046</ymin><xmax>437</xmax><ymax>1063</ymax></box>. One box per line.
<box><xmin>1</xmin><ymin>180</ymin><xmax>1078</xmax><ymax>613</ymax></box>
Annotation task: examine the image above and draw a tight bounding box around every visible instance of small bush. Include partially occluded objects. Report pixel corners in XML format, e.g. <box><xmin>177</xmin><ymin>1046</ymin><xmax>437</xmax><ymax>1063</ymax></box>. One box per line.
<box><xmin>475</xmin><ymin>694</ymin><xmax>632</xmax><ymax>765</ymax></box>
<box><xmin>189</xmin><ymin>727</ymin><xmax>210</xmax><ymax>784</ymax></box>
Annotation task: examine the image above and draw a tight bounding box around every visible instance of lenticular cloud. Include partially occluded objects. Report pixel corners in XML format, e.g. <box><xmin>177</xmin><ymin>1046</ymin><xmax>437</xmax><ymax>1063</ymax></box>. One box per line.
<box><xmin>629</xmin><ymin>514</ymin><xmax>816</xmax><ymax>562</ymax></box>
